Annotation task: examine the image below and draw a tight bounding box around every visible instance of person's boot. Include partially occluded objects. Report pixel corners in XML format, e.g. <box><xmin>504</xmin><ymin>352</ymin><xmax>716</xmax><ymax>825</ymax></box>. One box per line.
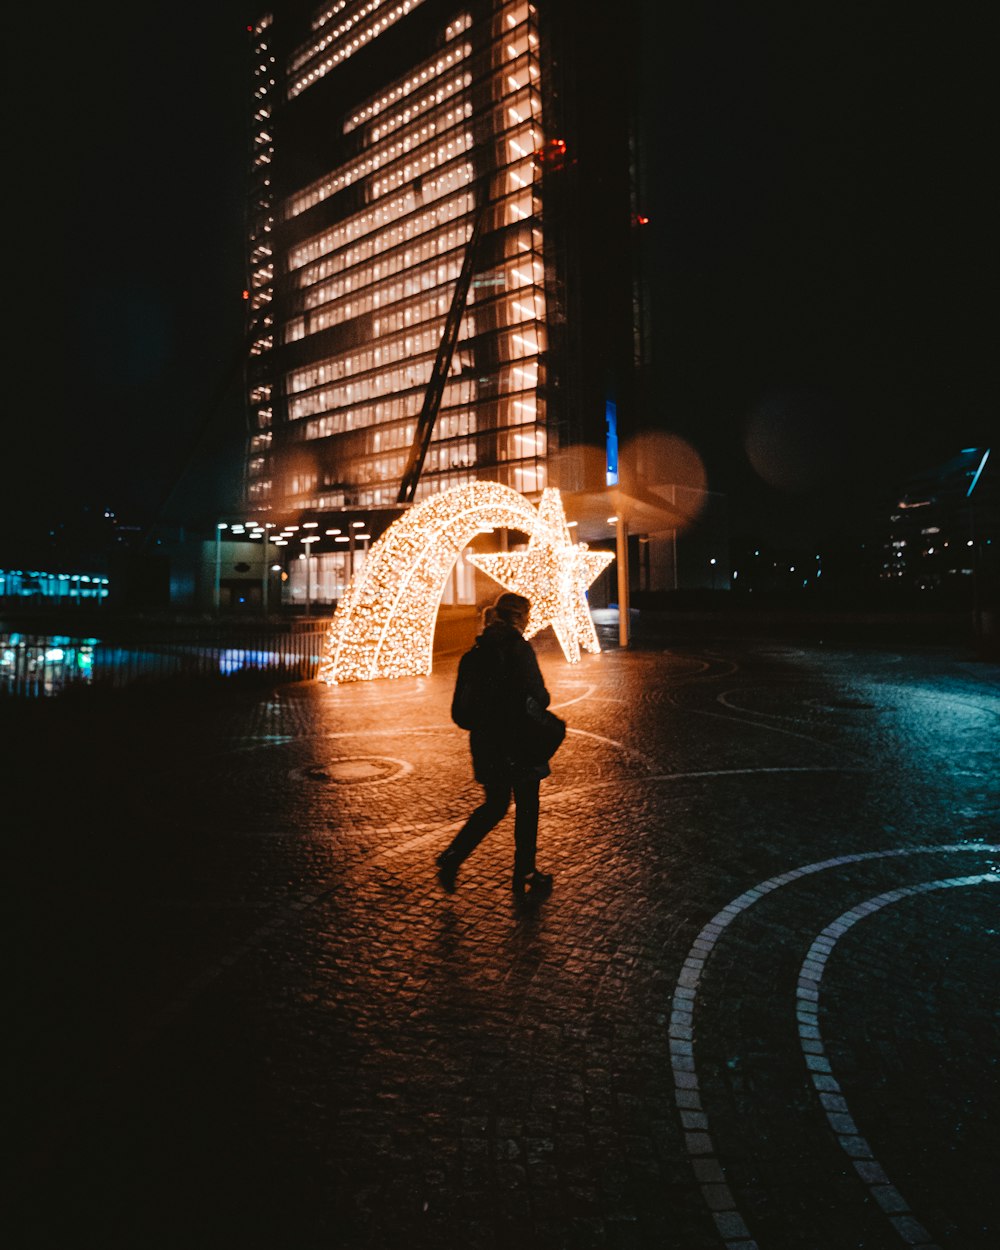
<box><xmin>512</xmin><ymin>868</ymin><xmax>553</xmax><ymax>897</ymax></box>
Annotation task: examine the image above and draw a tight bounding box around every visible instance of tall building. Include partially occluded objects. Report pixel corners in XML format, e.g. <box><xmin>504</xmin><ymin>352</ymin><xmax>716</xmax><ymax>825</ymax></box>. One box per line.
<box><xmin>241</xmin><ymin>0</ymin><xmax>703</xmax><ymax>606</ymax></box>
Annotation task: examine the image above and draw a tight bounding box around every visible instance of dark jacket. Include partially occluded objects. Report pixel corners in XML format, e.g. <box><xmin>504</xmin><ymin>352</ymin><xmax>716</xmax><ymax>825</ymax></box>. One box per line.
<box><xmin>461</xmin><ymin>620</ymin><xmax>551</xmax><ymax>783</ymax></box>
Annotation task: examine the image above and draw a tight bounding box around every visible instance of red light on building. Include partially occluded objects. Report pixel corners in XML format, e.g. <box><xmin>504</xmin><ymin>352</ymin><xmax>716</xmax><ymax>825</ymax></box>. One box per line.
<box><xmin>632</xmin><ymin>213</ymin><xmax>650</xmax><ymax>226</ymax></box>
<box><xmin>533</xmin><ymin>138</ymin><xmax>569</xmax><ymax>171</ymax></box>
<box><xmin>242</xmin><ymin>289</ymin><xmax>250</xmax><ymax>300</ymax></box>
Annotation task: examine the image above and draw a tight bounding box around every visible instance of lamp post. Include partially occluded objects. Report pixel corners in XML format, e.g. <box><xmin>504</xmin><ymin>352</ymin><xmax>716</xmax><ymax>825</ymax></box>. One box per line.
<box><xmin>260</xmin><ymin>530</ymin><xmax>273</xmax><ymax>618</ymax></box>
<box><xmin>214</xmin><ymin>523</ymin><xmax>227</xmax><ymax>615</ymax></box>
<box><xmin>302</xmin><ymin>534</ymin><xmax>321</xmax><ymax>614</ymax></box>
<box><xmin>334</xmin><ymin>532</ymin><xmax>349</xmax><ymax>600</ymax></box>
<box><xmin>350</xmin><ymin>519</ymin><xmax>366</xmax><ymax>582</ymax></box>
<box><xmin>967</xmin><ymin>447</ymin><xmax>991</xmax><ymax>643</ymax></box>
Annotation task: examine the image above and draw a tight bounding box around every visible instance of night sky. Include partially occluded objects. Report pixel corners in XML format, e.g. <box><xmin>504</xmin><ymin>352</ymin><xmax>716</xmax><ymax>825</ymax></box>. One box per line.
<box><xmin>8</xmin><ymin>2</ymin><xmax>993</xmax><ymax>555</ymax></box>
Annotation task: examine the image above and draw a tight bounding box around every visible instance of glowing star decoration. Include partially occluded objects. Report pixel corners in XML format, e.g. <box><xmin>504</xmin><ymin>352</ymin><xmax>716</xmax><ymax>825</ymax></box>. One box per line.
<box><xmin>319</xmin><ymin>483</ymin><xmax>616</xmax><ymax>684</ymax></box>
<box><xmin>319</xmin><ymin>482</ymin><xmax>543</xmax><ymax>685</ymax></box>
<box><xmin>467</xmin><ymin>488</ymin><xmax>614</xmax><ymax>664</ymax></box>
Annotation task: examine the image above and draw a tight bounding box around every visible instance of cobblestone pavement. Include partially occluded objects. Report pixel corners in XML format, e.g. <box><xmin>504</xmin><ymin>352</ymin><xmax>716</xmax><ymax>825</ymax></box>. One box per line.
<box><xmin>8</xmin><ymin>625</ymin><xmax>1000</xmax><ymax>1249</ymax></box>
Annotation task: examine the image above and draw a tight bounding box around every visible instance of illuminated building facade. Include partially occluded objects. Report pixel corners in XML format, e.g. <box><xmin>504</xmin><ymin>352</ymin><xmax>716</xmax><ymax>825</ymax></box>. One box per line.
<box><xmin>241</xmin><ymin>0</ymin><xmax>647</xmax><ymax>604</ymax></box>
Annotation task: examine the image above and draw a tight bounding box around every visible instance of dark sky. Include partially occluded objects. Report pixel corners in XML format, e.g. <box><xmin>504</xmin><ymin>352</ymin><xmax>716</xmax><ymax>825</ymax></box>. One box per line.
<box><xmin>8</xmin><ymin>2</ymin><xmax>993</xmax><ymax>553</ymax></box>
<box><xmin>10</xmin><ymin>6</ymin><xmax>252</xmax><ymax>546</ymax></box>
<box><xmin>640</xmin><ymin>2</ymin><xmax>993</xmax><ymax>543</ymax></box>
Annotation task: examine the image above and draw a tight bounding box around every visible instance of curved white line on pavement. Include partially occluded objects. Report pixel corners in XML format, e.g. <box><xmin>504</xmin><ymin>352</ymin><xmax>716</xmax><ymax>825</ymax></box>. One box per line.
<box><xmin>646</xmin><ymin>766</ymin><xmax>853</xmax><ymax>781</ymax></box>
<box><xmin>717</xmin><ymin>687</ymin><xmax>868</xmax><ymax>725</ymax></box>
<box><xmin>553</xmin><ymin>768</ymin><xmax>866</xmax><ymax>808</ymax></box>
<box><xmin>377</xmin><ymin>820</ymin><xmax>468</xmax><ymax>858</ymax></box>
<box><xmin>548</xmin><ymin>684</ymin><xmax>598</xmax><ymax>709</ymax></box>
<box><xmin>354</xmin><ymin>770</ymin><xmax>870</xmax><ymax>859</ymax></box>
<box><xmin>317</xmin><ymin>723</ymin><xmax>659</xmax><ymax>770</ymax></box>
<box><xmin>673</xmin><ymin>699</ymin><xmax>861</xmax><ymax>755</ymax></box>
<box><xmin>673</xmin><ymin>656</ymin><xmax>713</xmax><ymax>674</ymax></box>
<box><xmin>563</xmin><ymin>726</ymin><xmax>657</xmax><ymax>769</ymax></box>
<box><xmin>797</xmin><ymin>873</ymin><xmax>999</xmax><ymax>1250</ymax></box>
<box><xmin>668</xmin><ymin>843</ymin><xmax>1000</xmax><ymax>1250</ymax></box>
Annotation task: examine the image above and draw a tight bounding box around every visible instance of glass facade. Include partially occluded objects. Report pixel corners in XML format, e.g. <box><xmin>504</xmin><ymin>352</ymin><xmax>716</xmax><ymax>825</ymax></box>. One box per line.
<box><xmin>245</xmin><ymin>0</ymin><xmax>550</xmax><ymax>519</ymax></box>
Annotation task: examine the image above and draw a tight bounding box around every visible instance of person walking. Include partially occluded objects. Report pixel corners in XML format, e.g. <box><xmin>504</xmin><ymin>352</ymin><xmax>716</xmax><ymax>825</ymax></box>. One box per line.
<box><xmin>437</xmin><ymin>591</ymin><xmax>555</xmax><ymax>897</ymax></box>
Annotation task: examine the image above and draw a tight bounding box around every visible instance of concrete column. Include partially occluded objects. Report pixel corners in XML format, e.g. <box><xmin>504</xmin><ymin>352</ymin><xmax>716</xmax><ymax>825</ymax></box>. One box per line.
<box><xmin>615</xmin><ymin>516</ymin><xmax>630</xmax><ymax>647</ymax></box>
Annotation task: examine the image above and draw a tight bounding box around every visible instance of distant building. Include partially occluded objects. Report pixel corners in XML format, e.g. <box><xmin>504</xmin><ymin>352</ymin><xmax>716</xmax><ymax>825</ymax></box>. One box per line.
<box><xmin>239</xmin><ymin>0</ymin><xmax>722</xmax><ymax>608</ymax></box>
<box><xmin>882</xmin><ymin>447</ymin><xmax>997</xmax><ymax>597</ymax></box>
<box><xmin>0</xmin><ymin>566</ymin><xmax>110</xmax><ymax>605</ymax></box>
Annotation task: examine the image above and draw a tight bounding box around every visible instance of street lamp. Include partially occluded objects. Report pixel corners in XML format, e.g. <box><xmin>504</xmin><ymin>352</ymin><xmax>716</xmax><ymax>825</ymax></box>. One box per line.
<box><xmin>302</xmin><ymin>534</ymin><xmax>321</xmax><ymax>613</ymax></box>
<box><xmin>967</xmin><ymin>448</ymin><xmax>991</xmax><ymax>642</ymax></box>
<box><xmin>214</xmin><ymin>523</ymin><xmax>228</xmax><ymax>614</ymax></box>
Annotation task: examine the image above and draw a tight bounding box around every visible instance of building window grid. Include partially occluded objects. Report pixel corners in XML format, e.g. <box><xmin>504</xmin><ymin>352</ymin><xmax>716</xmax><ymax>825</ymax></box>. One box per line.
<box><xmin>264</xmin><ymin>1</ymin><xmax>546</xmax><ymax>508</ymax></box>
<box><xmin>285</xmin><ymin>189</ymin><xmax>543</xmax><ymax>421</ymax></box>
<box><xmin>286</xmin><ymin>304</ymin><xmax>546</xmax><ymax>425</ymax></box>
<box><xmin>287</xmin><ymin>222</ymin><xmax>544</xmax><ymax>348</ymax></box>
<box><xmin>288</xmin><ymin>0</ymin><xmax>427</xmax><ymax>98</ymax></box>
<box><xmin>289</xmin><ymin>160</ymin><xmax>473</xmax><ymax>272</ymax></box>
<box><xmin>283</xmin><ymin>326</ymin><xmax>546</xmax><ymax>488</ymax></box>
<box><xmin>365</xmin><ymin>65</ymin><xmax>473</xmax><ymax>145</ymax></box>
<box><xmin>293</xmin><ymin>186</ymin><xmax>474</xmax><ymax>293</ymax></box>
<box><xmin>299</xmin><ymin>376</ymin><xmax>539</xmax><ymax>448</ymax></box>
<box><xmin>352</xmin><ymin>72</ymin><xmax>542</xmax><ymax>206</ymax></box>
<box><xmin>290</xmin><ymin>200</ymin><xmax>474</xmax><ymax>323</ymax></box>
<box><xmin>286</xmin><ymin>13</ymin><xmax>537</xmax><ymax>224</ymax></box>
<box><xmin>287</xmin><ymin>385</ymin><xmax>545</xmax><ymax>506</ymax></box>
<box><xmin>279</xmin><ymin>456</ymin><xmax>544</xmax><ymax>512</ymax></box>
<box><xmin>341</xmin><ymin>2</ymin><xmax>530</xmax><ymax>136</ymax></box>
<box><xmin>288</xmin><ymin>133</ymin><xmax>540</xmax><ymax>299</ymax></box>
<box><xmin>288</xmin><ymin>0</ymin><xmax>524</xmax><ymax>101</ymax></box>
<box><xmin>309</xmin><ymin>1</ymin><xmax>352</xmax><ymax>40</ymax></box>
<box><xmin>292</xmin><ymin>0</ymin><xmax>415</xmax><ymax>75</ymax></box>
<box><xmin>344</xmin><ymin>12</ymin><xmax>474</xmax><ymax>134</ymax></box>
<box><xmin>248</xmin><ymin>24</ymin><xmax>277</xmax><ymax>367</ymax></box>
<box><xmin>283</xmin><ymin>131</ymin><xmax>544</xmax><ymax>388</ymax></box>
<box><xmin>295</xmin><ymin>394</ymin><xmax>546</xmax><ymax>504</ymax></box>
<box><xmin>289</xmin><ymin>63</ymin><xmax>476</xmax><ymax>217</ymax></box>
<box><xmin>286</xmin><ymin>89</ymin><xmax>541</xmax><ymax>262</ymax></box>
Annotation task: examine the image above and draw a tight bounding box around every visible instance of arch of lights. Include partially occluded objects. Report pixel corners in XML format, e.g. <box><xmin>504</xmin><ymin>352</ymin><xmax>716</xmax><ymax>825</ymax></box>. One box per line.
<box><xmin>318</xmin><ymin>482</ymin><xmax>613</xmax><ymax>684</ymax></box>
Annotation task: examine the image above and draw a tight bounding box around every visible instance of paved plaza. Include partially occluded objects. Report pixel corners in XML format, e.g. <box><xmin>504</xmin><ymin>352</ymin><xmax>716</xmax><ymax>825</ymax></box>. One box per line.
<box><xmin>9</xmin><ymin>620</ymin><xmax>999</xmax><ymax>1249</ymax></box>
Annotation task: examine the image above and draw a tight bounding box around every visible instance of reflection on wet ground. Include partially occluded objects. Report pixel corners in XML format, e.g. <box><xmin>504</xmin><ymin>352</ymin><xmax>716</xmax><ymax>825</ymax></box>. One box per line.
<box><xmin>8</xmin><ymin>628</ymin><xmax>999</xmax><ymax>1249</ymax></box>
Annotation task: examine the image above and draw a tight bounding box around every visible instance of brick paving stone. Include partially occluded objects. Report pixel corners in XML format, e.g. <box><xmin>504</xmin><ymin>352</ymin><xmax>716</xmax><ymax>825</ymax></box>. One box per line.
<box><xmin>6</xmin><ymin>633</ymin><xmax>999</xmax><ymax>1248</ymax></box>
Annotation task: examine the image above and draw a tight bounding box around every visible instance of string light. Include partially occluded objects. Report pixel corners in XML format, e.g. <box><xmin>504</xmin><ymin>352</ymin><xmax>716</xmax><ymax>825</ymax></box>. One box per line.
<box><xmin>318</xmin><ymin>483</ymin><xmax>612</xmax><ymax>684</ymax></box>
<box><xmin>468</xmin><ymin>489</ymin><xmax>613</xmax><ymax>664</ymax></box>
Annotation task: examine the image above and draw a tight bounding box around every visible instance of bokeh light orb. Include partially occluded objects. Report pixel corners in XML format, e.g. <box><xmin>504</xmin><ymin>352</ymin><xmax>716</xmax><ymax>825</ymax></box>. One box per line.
<box><xmin>743</xmin><ymin>390</ymin><xmax>848</xmax><ymax>494</ymax></box>
<box><xmin>624</xmin><ymin>430</ymin><xmax>708</xmax><ymax>528</ymax></box>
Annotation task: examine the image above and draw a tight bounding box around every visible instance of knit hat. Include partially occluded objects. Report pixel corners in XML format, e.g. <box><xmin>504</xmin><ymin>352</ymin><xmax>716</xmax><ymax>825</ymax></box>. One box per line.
<box><xmin>493</xmin><ymin>592</ymin><xmax>530</xmax><ymax>622</ymax></box>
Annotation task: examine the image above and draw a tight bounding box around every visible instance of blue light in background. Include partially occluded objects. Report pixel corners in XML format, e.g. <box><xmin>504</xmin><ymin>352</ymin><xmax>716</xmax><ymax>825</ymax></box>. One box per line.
<box><xmin>967</xmin><ymin>448</ymin><xmax>990</xmax><ymax>497</ymax></box>
<box><xmin>606</xmin><ymin>400</ymin><xmax>619</xmax><ymax>486</ymax></box>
